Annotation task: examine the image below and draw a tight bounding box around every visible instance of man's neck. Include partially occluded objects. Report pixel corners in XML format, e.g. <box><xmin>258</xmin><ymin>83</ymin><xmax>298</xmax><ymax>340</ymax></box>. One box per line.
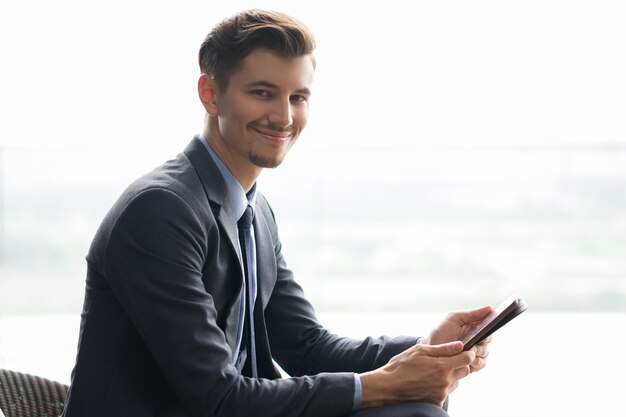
<box><xmin>202</xmin><ymin>125</ymin><xmax>261</xmax><ymax>193</ymax></box>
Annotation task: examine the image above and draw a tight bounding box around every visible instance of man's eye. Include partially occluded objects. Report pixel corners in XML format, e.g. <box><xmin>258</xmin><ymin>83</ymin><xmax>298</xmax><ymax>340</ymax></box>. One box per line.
<box><xmin>291</xmin><ymin>95</ymin><xmax>308</xmax><ymax>102</ymax></box>
<box><xmin>253</xmin><ymin>90</ymin><xmax>270</xmax><ymax>97</ymax></box>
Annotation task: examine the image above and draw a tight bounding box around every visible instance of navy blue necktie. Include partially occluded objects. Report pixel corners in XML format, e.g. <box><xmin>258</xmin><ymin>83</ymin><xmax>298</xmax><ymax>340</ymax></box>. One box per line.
<box><xmin>237</xmin><ymin>206</ymin><xmax>257</xmax><ymax>378</ymax></box>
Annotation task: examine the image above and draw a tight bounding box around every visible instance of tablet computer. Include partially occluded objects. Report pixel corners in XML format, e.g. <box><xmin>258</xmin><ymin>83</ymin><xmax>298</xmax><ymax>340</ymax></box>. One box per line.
<box><xmin>461</xmin><ymin>293</ymin><xmax>528</xmax><ymax>350</ymax></box>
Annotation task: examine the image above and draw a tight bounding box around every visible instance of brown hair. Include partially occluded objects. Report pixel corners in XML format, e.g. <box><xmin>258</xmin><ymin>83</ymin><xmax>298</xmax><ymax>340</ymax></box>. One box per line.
<box><xmin>199</xmin><ymin>9</ymin><xmax>316</xmax><ymax>91</ymax></box>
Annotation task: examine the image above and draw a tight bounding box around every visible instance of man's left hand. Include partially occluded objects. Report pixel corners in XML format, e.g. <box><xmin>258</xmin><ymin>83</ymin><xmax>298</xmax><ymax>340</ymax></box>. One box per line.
<box><xmin>420</xmin><ymin>305</ymin><xmax>494</xmax><ymax>373</ymax></box>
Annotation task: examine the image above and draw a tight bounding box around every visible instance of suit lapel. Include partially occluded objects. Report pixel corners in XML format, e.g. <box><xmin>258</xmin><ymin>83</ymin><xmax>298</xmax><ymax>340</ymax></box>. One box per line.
<box><xmin>183</xmin><ymin>137</ymin><xmax>244</xmax><ymax>351</ymax></box>
<box><xmin>184</xmin><ymin>137</ymin><xmax>243</xmax><ymax>263</ymax></box>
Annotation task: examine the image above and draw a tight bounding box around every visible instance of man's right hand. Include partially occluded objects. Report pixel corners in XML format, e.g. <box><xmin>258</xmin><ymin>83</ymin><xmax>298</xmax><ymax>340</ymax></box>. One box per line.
<box><xmin>359</xmin><ymin>341</ymin><xmax>474</xmax><ymax>408</ymax></box>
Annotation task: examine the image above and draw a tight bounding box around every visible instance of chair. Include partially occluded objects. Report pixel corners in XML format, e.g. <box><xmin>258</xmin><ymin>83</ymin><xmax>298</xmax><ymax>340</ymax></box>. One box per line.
<box><xmin>0</xmin><ymin>369</ymin><xmax>68</xmax><ymax>417</ymax></box>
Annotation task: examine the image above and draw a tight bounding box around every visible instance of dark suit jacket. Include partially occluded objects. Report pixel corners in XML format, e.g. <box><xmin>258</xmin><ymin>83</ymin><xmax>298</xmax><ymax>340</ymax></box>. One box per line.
<box><xmin>63</xmin><ymin>137</ymin><xmax>417</xmax><ymax>417</ymax></box>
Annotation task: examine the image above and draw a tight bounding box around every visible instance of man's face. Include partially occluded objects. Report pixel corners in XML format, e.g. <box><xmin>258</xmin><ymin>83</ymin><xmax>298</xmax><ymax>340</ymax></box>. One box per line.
<box><xmin>210</xmin><ymin>48</ymin><xmax>315</xmax><ymax>174</ymax></box>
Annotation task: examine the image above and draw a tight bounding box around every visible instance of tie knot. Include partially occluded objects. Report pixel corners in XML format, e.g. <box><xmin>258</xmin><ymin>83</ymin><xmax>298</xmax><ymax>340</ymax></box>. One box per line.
<box><xmin>238</xmin><ymin>205</ymin><xmax>254</xmax><ymax>230</ymax></box>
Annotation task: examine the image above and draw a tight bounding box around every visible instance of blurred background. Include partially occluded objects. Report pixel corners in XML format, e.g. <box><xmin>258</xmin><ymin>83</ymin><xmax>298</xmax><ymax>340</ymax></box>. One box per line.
<box><xmin>1</xmin><ymin>1</ymin><xmax>624</xmax><ymax>416</ymax></box>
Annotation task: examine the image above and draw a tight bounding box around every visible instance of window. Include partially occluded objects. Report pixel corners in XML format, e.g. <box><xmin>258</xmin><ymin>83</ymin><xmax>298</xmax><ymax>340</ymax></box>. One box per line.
<box><xmin>1</xmin><ymin>2</ymin><xmax>624</xmax><ymax>416</ymax></box>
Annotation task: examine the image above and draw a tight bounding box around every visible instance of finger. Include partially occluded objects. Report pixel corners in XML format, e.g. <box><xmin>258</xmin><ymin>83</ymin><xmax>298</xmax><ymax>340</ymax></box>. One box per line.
<box><xmin>453</xmin><ymin>305</ymin><xmax>494</xmax><ymax>325</ymax></box>
<box><xmin>469</xmin><ymin>344</ymin><xmax>488</xmax><ymax>372</ymax></box>
<box><xmin>420</xmin><ymin>341</ymin><xmax>464</xmax><ymax>358</ymax></box>
<box><xmin>447</xmin><ymin>380</ymin><xmax>460</xmax><ymax>396</ymax></box>
<box><xmin>445</xmin><ymin>350</ymin><xmax>476</xmax><ymax>370</ymax></box>
<box><xmin>470</xmin><ymin>356</ymin><xmax>486</xmax><ymax>373</ymax></box>
<box><xmin>472</xmin><ymin>344</ymin><xmax>490</xmax><ymax>359</ymax></box>
<box><xmin>453</xmin><ymin>365</ymin><xmax>472</xmax><ymax>381</ymax></box>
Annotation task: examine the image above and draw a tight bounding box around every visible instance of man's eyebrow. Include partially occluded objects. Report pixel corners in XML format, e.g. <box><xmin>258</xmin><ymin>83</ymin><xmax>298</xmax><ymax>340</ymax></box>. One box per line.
<box><xmin>294</xmin><ymin>87</ymin><xmax>312</xmax><ymax>96</ymax></box>
<box><xmin>245</xmin><ymin>80</ymin><xmax>311</xmax><ymax>96</ymax></box>
<box><xmin>245</xmin><ymin>80</ymin><xmax>278</xmax><ymax>89</ymax></box>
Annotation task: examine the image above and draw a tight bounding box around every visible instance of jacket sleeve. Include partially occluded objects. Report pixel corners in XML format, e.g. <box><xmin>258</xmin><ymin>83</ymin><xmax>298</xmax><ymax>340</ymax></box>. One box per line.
<box><xmin>258</xmin><ymin>196</ymin><xmax>418</xmax><ymax>377</ymax></box>
<box><xmin>100</xmin><ymin>188</ymin><xmax>355</xmax><ymax>417</ymax></box>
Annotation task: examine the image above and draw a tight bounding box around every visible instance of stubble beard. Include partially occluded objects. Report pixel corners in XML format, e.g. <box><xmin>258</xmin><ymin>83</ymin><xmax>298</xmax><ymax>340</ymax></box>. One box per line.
<box><xmin>248</xmin><ymin>136</ymin><xmax>294</xmax><ymax>168</ymax></box>
<box><xmin>248</xmin><ymin>150</ymin><xmax>285</xmax><ymax>169</ymax></box>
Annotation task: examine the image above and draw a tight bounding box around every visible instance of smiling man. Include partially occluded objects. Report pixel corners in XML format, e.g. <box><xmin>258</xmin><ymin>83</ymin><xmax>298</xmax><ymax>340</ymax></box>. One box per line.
<box><xmin>62</xmin><ymin>9</ymin><xmax>491</xmax><ymax>417</ymax></box>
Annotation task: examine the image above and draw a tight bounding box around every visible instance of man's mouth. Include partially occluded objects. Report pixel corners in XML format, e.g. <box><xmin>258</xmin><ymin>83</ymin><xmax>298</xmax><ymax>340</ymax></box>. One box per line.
<box><xmin>252</xmin><ymin>125</ymin><xmax>294</xmax><ymax>142</ymax></box>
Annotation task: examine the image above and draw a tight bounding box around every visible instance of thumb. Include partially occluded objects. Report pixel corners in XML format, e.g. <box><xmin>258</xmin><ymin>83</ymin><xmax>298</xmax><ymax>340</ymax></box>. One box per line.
<box><xmin>455</xmin><ymin>305</ymin><xmax>493</xmax><ymax>325</ymax></box>
<box><xmin>421</xmin><ymin>341</ymin><xmax>464</xmax><ymax>357</ymax></box>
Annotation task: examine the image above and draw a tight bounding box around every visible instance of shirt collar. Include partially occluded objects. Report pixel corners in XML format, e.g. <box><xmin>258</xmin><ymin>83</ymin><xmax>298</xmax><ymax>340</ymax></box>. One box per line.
<box><xmin>197</xmin><ymin>135</ymin><xmax>256</xmax><ymax>220</ymax></box>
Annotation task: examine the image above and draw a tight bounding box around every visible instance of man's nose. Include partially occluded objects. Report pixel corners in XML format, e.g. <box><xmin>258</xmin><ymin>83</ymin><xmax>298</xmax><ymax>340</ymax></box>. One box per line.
<box><xmin>268</xmin><ymin>98</ymin><xmax>293</xmax><ymax>127</ymax></box>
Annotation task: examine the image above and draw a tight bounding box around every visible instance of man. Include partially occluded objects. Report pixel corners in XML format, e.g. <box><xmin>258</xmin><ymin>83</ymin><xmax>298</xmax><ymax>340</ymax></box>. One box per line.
<box><xmin>63</xmin><ymin>9</ymin><xmax>492</xmax><ymax>417</ymax></box>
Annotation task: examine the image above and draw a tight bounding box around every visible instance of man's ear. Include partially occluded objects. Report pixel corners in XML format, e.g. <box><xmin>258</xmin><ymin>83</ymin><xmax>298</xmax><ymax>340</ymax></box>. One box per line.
<box><xmin>198</xmin><ymin>74</ymin><xmax>219</xmax><ymax>117</ymax></box>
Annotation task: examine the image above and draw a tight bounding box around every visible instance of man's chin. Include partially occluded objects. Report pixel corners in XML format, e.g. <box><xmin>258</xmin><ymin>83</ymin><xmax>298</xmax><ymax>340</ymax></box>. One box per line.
<box><xmin>249</xmin><ymin>153</ymin><xmax>285</xmax><ymax>169</ymax></box>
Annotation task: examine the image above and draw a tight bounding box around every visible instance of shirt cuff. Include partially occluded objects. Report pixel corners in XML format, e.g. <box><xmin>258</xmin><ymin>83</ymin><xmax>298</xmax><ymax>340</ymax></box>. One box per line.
<box><xmin>352</xmin><ymin>373</ymin><xmax>362</xmax><ymax>411</ymax></box>
<box><xmin>352</xmin><ymin>337</ymin><xmax>421</xmax><ymax>411</ymax></box>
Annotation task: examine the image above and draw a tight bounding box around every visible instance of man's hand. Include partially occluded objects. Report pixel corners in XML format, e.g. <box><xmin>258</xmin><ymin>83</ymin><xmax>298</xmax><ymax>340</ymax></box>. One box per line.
<box><xmin>359</xmin><ymin>341</ymin><xmax>474</xmax><ymax>408</ymax></box>
<box><xmin>421</xmin><ymin>306</ymin><xmax>493</xmax><ymax>374</ymax></box>
<box><xmin>421</xmin><ymin>305</ymin><xmax>493</xmax><ymax>346</ymax></box>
